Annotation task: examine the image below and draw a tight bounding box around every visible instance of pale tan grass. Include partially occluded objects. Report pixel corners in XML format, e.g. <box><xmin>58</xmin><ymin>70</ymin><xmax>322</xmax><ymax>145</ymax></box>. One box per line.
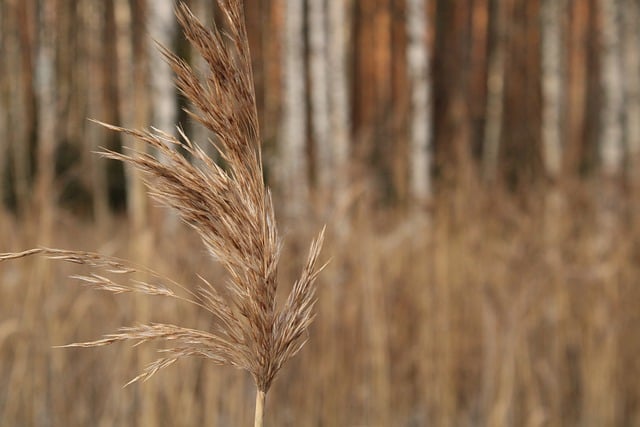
<box><xmin>0</xmin><ymin>1</ymin><xmax>325</xmax><ymax>425</ymax></box>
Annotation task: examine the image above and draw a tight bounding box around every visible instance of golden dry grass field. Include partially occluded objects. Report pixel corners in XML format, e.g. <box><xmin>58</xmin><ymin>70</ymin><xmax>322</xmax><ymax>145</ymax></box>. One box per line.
<box><xmin>1</xmin><ymin>182</ymin><xmax>639</xmax><ymax>426</ymax></box>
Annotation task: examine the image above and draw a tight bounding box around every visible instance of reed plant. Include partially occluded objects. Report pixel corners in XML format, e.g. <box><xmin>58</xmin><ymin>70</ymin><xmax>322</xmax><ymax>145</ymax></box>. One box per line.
<box><xmin>0</xmin><ymin>2</ymin><xmax>325</xmax><ymax>426</ymax></box>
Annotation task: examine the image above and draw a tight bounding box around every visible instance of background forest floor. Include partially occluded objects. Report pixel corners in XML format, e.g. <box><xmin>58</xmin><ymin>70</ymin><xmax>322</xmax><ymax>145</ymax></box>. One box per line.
<box><xmin>1</xmin><ymin>181</ymin><xmax>639</xmax><ymax>427</ymax></box>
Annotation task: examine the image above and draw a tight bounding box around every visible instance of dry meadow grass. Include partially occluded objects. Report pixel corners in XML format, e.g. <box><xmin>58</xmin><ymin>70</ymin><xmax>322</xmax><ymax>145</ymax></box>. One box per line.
<box><xmin>1</xmin><ymin>182</ymin><xmax>640</xmax><ymax>426</ymax></box>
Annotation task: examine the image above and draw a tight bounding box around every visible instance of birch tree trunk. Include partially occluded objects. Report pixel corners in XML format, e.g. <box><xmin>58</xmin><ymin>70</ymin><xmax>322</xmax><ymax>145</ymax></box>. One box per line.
<box><xmin>482</xmin><ymin>0</ymin><xmax>508</xmax><ymax>182</ymax></box>
<box><xmin>589</xmin><ymin>2</ymin><xmax>623</xmax><ymax>425</ymax></box>
<box><xmin>149</xmin><ymin>0</ymin><xmax>178</xmax><ymax>231</ymax></box>
<box><xmin>541</xmin><ymin>4</ymin><xmax>568</xmax><ymax>425</ymax></box>
<box><xmin>309</xmin><ymin>0</ymin><xmax>351</xmax><ymax>210</ymax></box>
<box><xmin>33</xmin><ymin>2</ymin><xmax>58</xmax><ymax>425</ymax></box>
<box><xmin>84</xmin><ymin>0</ymin><xmax>109</xmax><ymax>223</ymax></box>
<box><xmin>541</xmin><ymin>0</ymin><xmax>565</xmax><ymax>180</ymax></box>
<box><xmin>280</xmin><ymin>0</ymin><xmax>308</xmax><ymax>218</ymax></box>
<box><xmin>35</xmin><ymin>0</ymin><xmax>57</xmax><ymax>241</ymax></box>
<box><xmin>623</xmin><ymin>0</ymin><xmax>640</xmax><ymax>180</ymax></box>
<box><xmin>149</xmin><ymin>0</ymin><xmax>176</xmax><ymax>136</ymax></box>
<box><xmin>309</xmin><ymin>0</ymin><xmax>331</xmax><ymax>193</ymax></box>
<box><xmin>406</xmin><ymin>0</ymin><xmax>432</xmax><ymax>205</ymax></box>
<box><xmin>599</xmin><ymin>0</ymin><xmax>624</xmax><ymax>177</ymax></box>
<box><xmin>327</xmin><ymin>0</ymin><xmax>351</xmax><ymax>221</ymax></box>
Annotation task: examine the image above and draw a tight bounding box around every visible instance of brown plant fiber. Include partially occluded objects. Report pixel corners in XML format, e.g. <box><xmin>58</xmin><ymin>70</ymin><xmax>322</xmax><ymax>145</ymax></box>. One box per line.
<box><xmin>0</xmin><ymin>0</ymin><xmax>325</xmax><ymax>396</ymax></box>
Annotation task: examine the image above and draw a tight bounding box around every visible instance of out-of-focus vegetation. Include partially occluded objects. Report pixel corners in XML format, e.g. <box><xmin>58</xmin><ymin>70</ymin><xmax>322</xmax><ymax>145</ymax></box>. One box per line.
<box><xmin>1</xmin><ymin>0</ymin><xmax>639</xmax><ymax>425</ymax></box>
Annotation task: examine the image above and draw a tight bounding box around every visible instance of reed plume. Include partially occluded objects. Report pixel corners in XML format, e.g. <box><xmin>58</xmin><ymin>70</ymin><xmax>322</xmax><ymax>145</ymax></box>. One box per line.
<box><xmin>0</xmin><ymin>1</ymin><xmax>325</xmax><ymax>425</ymax></box>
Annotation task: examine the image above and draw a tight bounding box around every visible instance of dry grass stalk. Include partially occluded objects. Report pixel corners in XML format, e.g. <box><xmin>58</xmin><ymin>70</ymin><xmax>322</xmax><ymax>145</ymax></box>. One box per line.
<box><xmin>0</xmin><ymin>1</ymin><xmax>325</xmax><ymax>425</ymax></box>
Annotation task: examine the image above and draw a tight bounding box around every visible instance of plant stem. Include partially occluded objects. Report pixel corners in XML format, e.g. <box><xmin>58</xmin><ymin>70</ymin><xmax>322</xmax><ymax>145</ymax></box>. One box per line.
<box><xmin>254</xmin><ymin>389</ymin><xmax>266</xmax><ymax>427</ymax></box>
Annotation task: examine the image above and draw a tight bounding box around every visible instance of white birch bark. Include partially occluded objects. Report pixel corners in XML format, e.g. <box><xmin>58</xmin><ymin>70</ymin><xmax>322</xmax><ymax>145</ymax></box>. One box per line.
<box><xmin>623</xmin><ymin>0</ymin><xmax>640</xmax><ymax>174</ymax></box>
<box><xmin>407</xmin><ymin>0</ymin><xmax>432</xmax><ymax>204</ymax></box>
<box><xmin>309</xmin><ymin>0</ymin><xmax>331</xmax><ymax>191</ymax></box>
<box><xmin>541</xmin><ymin>0</ymin><xmax>565</xmax><ymax>179</ymax></box>
<box><xmin>149</xmin><ymin>0</ymin><xmax>177</xmax><ymax>136</ymax></box>
<box><xmin>35</xmin><ymin>0</ymin><xmax>57</xmax><ymax>240</ymax></box>
<box><xmin>148</xmin><ymin>0</ymin><xmax>179</xmax><ymax>230</ymax></box>
<box><xmin>599</xmin><ymin>0</ymin><xmax>624</xmax><ymax>176</ymax></box>
<box><xmin>482</xmin><ymin>0</ymin><xmax>507</xmax><ymax>182</ymax></box>
<box><xmin>281</xmin><ymin>0</ymin><xmax>308</xmax><ymax>217</ymax></box>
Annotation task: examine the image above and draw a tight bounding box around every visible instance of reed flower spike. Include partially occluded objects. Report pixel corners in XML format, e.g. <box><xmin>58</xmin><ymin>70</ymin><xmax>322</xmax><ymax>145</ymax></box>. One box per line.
<box><xmin>0</xmin><ymin>1</ymin><xmax>325</xmax><ymax>425</ymax></box>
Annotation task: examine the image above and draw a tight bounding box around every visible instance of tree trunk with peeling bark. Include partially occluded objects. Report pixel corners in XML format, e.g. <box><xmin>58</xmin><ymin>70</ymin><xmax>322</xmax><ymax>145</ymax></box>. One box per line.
<box><xmin>149</xmin><ymin>0</ymin><xmax>178</xmax><ymax>231</ymax></box>
<box><xmin>599</xmin><ymin>0</ymin><xmax>624</xmax><ymax>177</ymax></box>
<box><xmin>149</xmin><ymin>0</ymin><xmax>177</xmax><ymax>137</ymax></box>
<box><xmin>541</xmin><ymin>0</ymin><xmax>566</xmax><ymax>180</ymax></box>
<box><xmin>623</xmin><ymin>0</ymin><xmax>640</xmax><ymax>181</ymax></box>
<box><xmin>406</xmin><ymin>0</ymin><xmax>432</xmax><ymax>205</ymax></box>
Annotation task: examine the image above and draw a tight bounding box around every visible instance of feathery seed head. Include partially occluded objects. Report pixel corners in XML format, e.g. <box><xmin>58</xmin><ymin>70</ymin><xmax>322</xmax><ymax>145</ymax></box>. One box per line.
<box><xmin>0</xmin><ymin>0</ymin><xmax>325</xmax><ymax>395</ymax></box>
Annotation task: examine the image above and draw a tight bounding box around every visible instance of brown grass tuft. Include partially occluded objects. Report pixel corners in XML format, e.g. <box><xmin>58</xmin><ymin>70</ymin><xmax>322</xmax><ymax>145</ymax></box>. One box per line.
<box><xmin>0</xmin><ymin>0</ymin><xmax>325</xmax><ymax>423</ymax></box>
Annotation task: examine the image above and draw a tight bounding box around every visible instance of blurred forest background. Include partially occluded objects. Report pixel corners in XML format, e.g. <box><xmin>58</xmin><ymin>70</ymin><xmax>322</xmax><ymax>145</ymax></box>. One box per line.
<box><xmin>2</xmin><ymin>0</ymin><xmax>640</xmax><ymax>426</ymax></box>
